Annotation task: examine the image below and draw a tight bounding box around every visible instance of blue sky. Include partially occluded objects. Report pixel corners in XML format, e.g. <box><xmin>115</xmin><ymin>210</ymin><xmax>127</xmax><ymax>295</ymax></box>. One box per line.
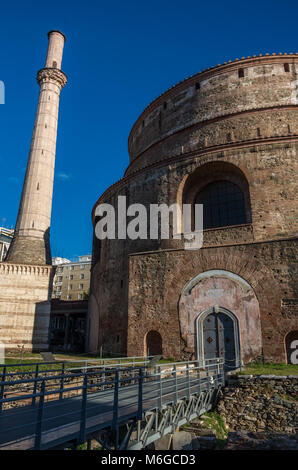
<box><xmin>0</xmin><ymin>0</ymin><xmax>296</xmax><ymax>259</ymax></box>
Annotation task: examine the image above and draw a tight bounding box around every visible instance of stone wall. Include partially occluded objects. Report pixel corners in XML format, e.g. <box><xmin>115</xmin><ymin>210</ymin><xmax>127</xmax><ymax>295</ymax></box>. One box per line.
<box><xmin>216</xmin><ymin>375</ymin><xmax>298</xmax><ymax>434</ymax></box>
<box><xmin>0</xmin><ymin>263</ymin><xmax>53</xmax><ymax>351</ymax></box>
<box><xmin>127</xmin><ymin>239</ymin><xmax>297</xmax><ymax>362</ymax></box>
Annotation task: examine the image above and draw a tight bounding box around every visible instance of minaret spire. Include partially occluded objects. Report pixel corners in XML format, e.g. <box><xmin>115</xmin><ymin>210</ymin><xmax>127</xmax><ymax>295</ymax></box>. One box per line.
<box><xmin>6</xmin><ymin>30</ymin><xmax>67</xmax><ymax>265</ymax></box>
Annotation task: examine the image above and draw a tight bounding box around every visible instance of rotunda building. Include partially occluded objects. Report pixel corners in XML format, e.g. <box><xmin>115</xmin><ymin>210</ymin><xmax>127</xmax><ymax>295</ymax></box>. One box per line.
<box><xmin>89</xmin><ymin>53</ymin><xmax>298</xmax><ymax>366</ymax></box>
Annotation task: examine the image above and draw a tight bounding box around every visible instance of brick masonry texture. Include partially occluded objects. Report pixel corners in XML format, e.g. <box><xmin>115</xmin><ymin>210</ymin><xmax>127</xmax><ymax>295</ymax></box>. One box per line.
<box><xmin>89</xmin><ymin>54</ymin><xmax>298</xmax><ymax>362</ymax></box>
<box><xmin>0</xmin><ymin>263</ymin><xmax>53</xmax><ymax>351</ymax></box>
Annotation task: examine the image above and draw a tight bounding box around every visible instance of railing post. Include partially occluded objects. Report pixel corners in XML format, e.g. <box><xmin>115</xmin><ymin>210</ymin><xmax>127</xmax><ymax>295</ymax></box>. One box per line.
<box><xmin>197</xmin><ymin>363</ymin><xmax>201</xmax><ymax>396</ymax></box>
<box><xmin>59</xmin><ymin>362</ymin><xmax>65</xmax><ymax>400</ymax></box>
<box><xmin>102</xmin><ymin>364</ymin><xmax>105</xmax><ymax>391</ymax></box>
<box><xmin>206</xmin><ymin>363</ymin><xmax>210</xmax><ymax>390</ymax></box>
<box><xmin>214</xmin><ymin>360</ymin><xmax>219</xmax><ymax>389</ymax></box>
<box><xmin>174</xmin><ymin>365</ymin><xmax>178</xmax><ymax>405</ymax></box>
<box><xmin>79</xmin><ymin>374</ymin><xmax>88</xmax><ymax>444</ymax></box>
<box><xmin>34</xmin><ymin>380</ymin><xmax>45</xmax><ymax>450</ymax></box>
<box><xmin>221</xmin><ymin>360</ymin><xmax>225</xmax><ymax>386</ymax></box>
<box><xmin>32</xmin><ymin>364</ymin><xmax>39</xmax><ymax>407</ymax></box>
<box><xmin>187</xmin><ymin>362</ymin><xmax>190</xmax><ymax>399</ymax></box>
<box><xmin>158</xmin><ymin>366</ymin><xmax>162</xmax><ymax>409</ymax></box>
<box><xmin>113</xmin><ymin>370</ymin><xmax>119</xmax><ymax>449</ymax></box>
<box><xmin>137</xmin><ymin>367</ymin><xmax>143</xmax><ymax>421</ymax></box>
<box><xmin>132</xmin><ymin>358</ymin><xmax>135</xmax><ymax>384</ymax></box>
<box><xmin>0</xmin><ymin>366</ymin><xmax>6</xmax><ymax>413</ymax></box>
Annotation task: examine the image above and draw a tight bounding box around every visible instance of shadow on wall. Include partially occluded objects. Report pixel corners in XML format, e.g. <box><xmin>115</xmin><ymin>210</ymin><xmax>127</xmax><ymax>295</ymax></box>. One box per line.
<box><xmin>31</xmin><ymin>266</ymin><xmax>55</xmax><ymax>351</ymax></box>
<box><xmin>32</xmin><ymin>301</ymin><xmax>52</xmax><ymax>352</ymax></box>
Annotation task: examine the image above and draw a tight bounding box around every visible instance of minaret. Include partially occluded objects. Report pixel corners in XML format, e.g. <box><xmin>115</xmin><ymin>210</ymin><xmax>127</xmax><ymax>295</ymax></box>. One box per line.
<box><xmin>6</xmin><ymin>31</ymin><xmax>67</xmax><ymax>265</ymax></box>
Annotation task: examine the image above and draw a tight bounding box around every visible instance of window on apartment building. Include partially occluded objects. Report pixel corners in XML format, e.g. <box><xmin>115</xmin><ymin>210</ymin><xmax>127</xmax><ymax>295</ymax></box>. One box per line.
<box><xmin>78</xmin><ymin>294</ymin><xmax>83</xmax><ymax>300</ymax></box>
<box><xmin>57</xmin><ymin>267</ymin><xmax>63</xmax><ymax>273</ymax></box>
<box><xmin>70</xmin><ymin>275</ymin><xmax>73</xmax><ymax>280</ymax></box>
<box><xmin>81</xmin><ymin>264</ymin><xmax>85</xmax><ymax>269</ymax></box>
<box><xmin>57</xmin><ymin>276</ymin><xmax>62</xmax><ymax>282</ymax></box>
<box><xmin>70</xmin><ymin>266</ymin><xmax>74</xmax><ymax>271</ymax></box>
<box><xmin>284</xmin><ymin>63</ymin><xmax>290</xmax><ymax>72</ymax></box>
<box><xmin>79</xmin><ymin>284</ymin><xmax>84</xmax><ymax>290</ymax></box>
<box><xmin>238</xmin><ymin>68</ymin><xmax>244</xmax><ymax>78</ymax></box>
<box><xmin>80</xmin><ymin>274</ymin><xmax>84</xmax><ymax>279</ymax></box>
<box><xmin>67</xmin><ymin>294</ymin><xmax>72</xmax><ymax>300</ymax></box>
<box><xmin>68</xmin><ymin>284</ymin><xmax>73</xmax><ymax>290</ymax></box>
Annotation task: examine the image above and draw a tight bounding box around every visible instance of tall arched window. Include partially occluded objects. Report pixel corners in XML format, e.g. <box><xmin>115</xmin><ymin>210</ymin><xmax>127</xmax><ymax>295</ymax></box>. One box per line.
<box><xmin>195</xmin><ymin>180</ymin><xmax>247</xmax><ymax>229</ymax></box>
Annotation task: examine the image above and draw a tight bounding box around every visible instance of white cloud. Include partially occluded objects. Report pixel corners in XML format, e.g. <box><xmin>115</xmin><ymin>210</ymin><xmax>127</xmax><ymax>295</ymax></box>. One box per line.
<box><xmin>56</xmin><ymin>172</ymin><xmax>71</xmax><ymax>181</ymax></box>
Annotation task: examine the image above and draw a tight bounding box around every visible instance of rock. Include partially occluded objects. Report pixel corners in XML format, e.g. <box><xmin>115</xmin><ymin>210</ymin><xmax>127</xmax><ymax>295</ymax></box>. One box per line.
<box><xmin>196</xmin><ymin>436</ymin><xmax>217</xmax><ymax>450</ymax></box>
<box><xmin>172</xmin><ymin>431</ymin><xmax>193</xmax><ymax>450</ymax></box>
<box><xmin>154</xmin><ymin>434</ymin><xmax>172</xmax><ymax>450</ymax></box>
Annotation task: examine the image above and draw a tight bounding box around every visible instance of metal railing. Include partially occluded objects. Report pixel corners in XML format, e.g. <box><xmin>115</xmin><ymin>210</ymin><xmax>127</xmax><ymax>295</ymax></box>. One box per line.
<box><xmin>0</xmin><ymin>357</ymin><xmax>224</xmax><ymax>450</ymax></box>
<box><xmin>0</xmin><ymin>356</ymin><xmax>154</xmax><ymax>408</ymax></box>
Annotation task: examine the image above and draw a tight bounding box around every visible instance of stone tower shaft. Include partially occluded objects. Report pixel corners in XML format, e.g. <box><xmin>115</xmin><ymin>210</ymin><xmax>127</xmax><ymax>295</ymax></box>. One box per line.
<box><xmin>6</xmin><ymin>31</ymin><xmax>67</xmax><ymax>265</ymax></box>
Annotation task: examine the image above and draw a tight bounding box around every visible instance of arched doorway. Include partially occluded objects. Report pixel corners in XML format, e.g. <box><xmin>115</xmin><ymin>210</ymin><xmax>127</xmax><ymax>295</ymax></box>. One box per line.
<box><xmin>285</xmin><ymin>331</ymin><xmax>298</xmax><ymax>364</ymax></box>
<box><xmin>146</xmin><ymin>330</ymin><xmax>162</xmax><ymax>356</ymax></box>
<box><xmin>196</xmin><ymin>306</ymin><xmax>241</xmax><ymax>370</ymax></box>
<box><xmin>178</xmin><ymin>270</ymin><xmax>262</xmax><ymax>365</ymax></box>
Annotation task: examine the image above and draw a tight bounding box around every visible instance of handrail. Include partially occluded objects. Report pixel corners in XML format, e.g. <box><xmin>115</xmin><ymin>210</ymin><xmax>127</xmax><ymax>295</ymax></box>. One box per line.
<box><xmin>0</xmin><ymin>355</ymin><xmax>154</xmax><ymax>369</ymax></box>
<box><xmin>0</xmin><ymin>357</ymin><xmax>225</xmax><ymax>450</ymax></box>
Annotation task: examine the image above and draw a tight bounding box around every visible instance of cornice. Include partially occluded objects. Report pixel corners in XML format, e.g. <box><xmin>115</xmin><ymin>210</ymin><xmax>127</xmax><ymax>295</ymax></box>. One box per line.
<box><xmin>37</xmin><ymin>67</ymin><xmax>67</xmax><ymax>89</ymax></box>
<box><xmin>0</xmin><ymin>262</ymin><xmax>52</xmax><ymax>275</ymax></box>
<box><xmin>128</xmin><ymin>236</ymin><xmax>298</xmax><ymax>257</ymax></box>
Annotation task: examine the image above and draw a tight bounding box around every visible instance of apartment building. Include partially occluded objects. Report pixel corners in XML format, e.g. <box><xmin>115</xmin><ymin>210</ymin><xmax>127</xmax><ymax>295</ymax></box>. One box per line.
<box><xmin>52</xmin><ymin>255</ymin><xmax>91</xmax><ymax>300</ymax></box>
<box><xmin>0</xmin><ymin>227</ymin><xmax>14</xmax><ymax>261</ymax></box>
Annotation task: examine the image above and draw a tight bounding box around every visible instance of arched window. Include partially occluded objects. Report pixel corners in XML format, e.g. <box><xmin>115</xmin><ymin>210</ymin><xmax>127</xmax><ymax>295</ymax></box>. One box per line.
<box><xmin>195</xmin><ymin>180</ymin><xmax>247</xmax><ymax>229</ymax></box>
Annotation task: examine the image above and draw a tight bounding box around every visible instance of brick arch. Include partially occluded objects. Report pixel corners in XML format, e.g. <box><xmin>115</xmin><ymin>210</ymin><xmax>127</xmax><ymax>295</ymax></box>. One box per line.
<box><xmin>176</xmin><ymin>160</ymin><xmax>252</xmax><ymax>231</ymax></box>
<box><xmin>179</xmin><ymin>269</ymin><xmax>262</xmax><ymax>364</ymax></box>
<box><xmin>162</xmin><ymin>247</ymin><xmax>281</xmax><ymax>360</ymax></box>
<box><xmin>167</xmin><ymin>248</ymin><xmax>280</xmax><ymax>308</ymax></box>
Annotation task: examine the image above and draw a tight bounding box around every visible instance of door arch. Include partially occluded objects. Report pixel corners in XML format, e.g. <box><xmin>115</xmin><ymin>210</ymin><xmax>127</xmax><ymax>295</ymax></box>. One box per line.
<box><xmin>145</xmin><ymin>330</ymin><xmax>162</xmax><ymax>356</ymax></box>
<box><xmin>195</xmin><ymin>306</ymin><xmax>241</xmax><ymax>370</ymax></box>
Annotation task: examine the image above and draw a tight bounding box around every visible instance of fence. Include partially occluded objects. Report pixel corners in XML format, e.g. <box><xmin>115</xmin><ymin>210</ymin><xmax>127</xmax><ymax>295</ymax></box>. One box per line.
<box><xmin>0</xmin><ymin>358</ymin><xmax>224</xmax><ymax>450</ymax></box>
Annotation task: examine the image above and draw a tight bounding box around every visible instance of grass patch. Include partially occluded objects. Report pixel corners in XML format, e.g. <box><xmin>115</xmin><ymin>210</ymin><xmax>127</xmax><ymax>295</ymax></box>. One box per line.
<box><xmin>201</xmin><ymin>412</ymin><xmax>228</xmax><ymax>449</ymax></box>
<box><xmin>201</xmin><ymin>412</ymin><xmax>228</xmax><ymax>441</ymax></box>
<box><xmin>238</xmin><ymin>362</ymin><xmax>298</xmax><ymax>376</ymax></box>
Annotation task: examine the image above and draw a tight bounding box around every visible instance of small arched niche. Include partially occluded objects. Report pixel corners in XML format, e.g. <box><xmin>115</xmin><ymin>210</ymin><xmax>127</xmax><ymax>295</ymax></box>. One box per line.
<box><xmin>145</xmin><ymin>330</ymin><xmax>162</xmax><ymax>357</ymax></box>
